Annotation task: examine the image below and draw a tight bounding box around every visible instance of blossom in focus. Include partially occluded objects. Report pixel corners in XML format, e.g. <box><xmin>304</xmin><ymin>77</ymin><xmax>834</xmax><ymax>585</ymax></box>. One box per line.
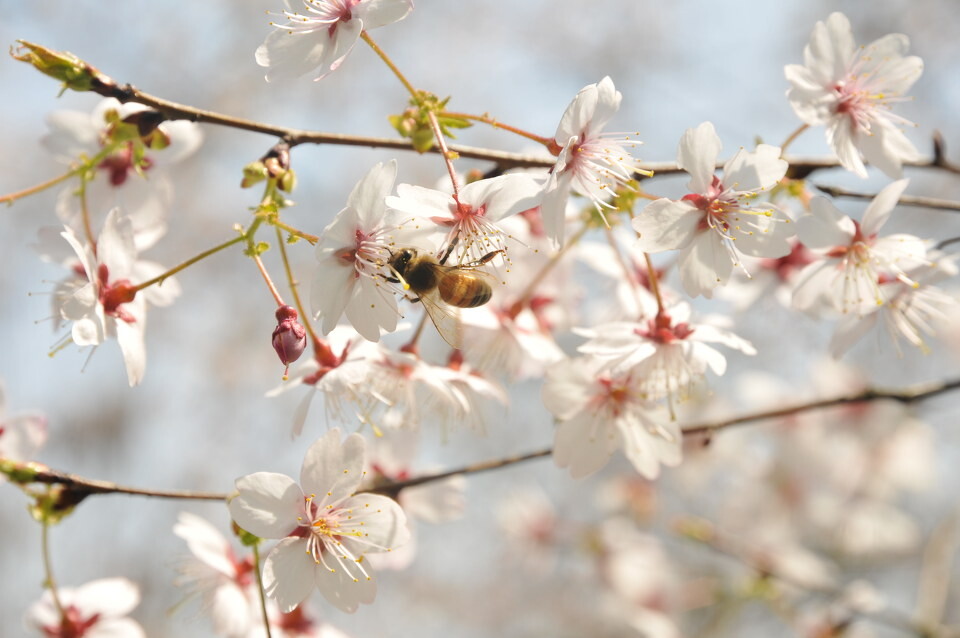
<box><xmin>576</xmin><ymin>302</ymin><xmax>756</xmax><ymax>408</ymax></box>
<box><xmin>228</xmin><ymin>428</ymin><xmax>409</xmax><ymax>613</ymax></box>
<box><xmin>785</xmin><ymin>12</ymin><xmax>923</xmax><ymax>178</ymax></box>
<box><xmin>792</xmin><ymin>179</ymin><xmax>928</xmax><ymax>318</ymax></box>
<box><xmin>542</xmin><ymin>356</ymin><xmax>681</xmax><ymax>479</ymax></box>
<box><xmin>256</xmin><ymin>0</ymin><xmax>414</xmax><ymax>82</ymax></box>
<box><xmin>42</xmin><ymin>98</ymin><xmax>202</xmax><ymax>251</ymax></box>
<box><xmin>24</xmin><ymin>578</ymin><xmax>145</xmax><ymax>638</ymax></box>
<box><xmin>541</xmin><ymin>76</ymin><xmax>649</xmax><ymax>247</ymax></box>
<box><xmin>632</xmin><ymin>122</ymin><xmax>792</xmax><ymax>298</ymax></box>
<box><xmin>385</xmin><ymin>173</ymin><xmax>543</xmax><ymax>265</ymax></box>
<box><xmin>52</xmin><ymin>208</ymin><xmax>181</xmax><ymax>386</ymax></box>
<box><xmin>173</xmin><ymin>512</ymin><xmax>258</xmax><ymax>638</ymax></box>
<box><xmin>311</xmin><ymin>161</ymin><xmax>405</xmax><ymax>342</ymax></box>
<box><xmin>0</xmin><ymin>382</ymin><xmax>48</xmax><ymax>476</ymax></box>
<box><xmin>267</xmin><ymin>326</ymin><xmax>383</xmax><ymax>438</ymax></box>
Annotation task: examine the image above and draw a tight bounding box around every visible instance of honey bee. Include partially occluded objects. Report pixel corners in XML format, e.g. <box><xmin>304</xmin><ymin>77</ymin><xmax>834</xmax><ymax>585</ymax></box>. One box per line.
<box><xmin>387</xmin><ymin>247</ymin><xmax>502</xmax><ymax>348</ymax></box>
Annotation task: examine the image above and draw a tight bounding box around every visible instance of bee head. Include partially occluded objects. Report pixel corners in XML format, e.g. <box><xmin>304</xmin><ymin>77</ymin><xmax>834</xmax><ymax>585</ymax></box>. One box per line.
<box><xmin>388</xmin><ymin>247</ymin><xmax>417</xmax><ymax>273</ymax></box>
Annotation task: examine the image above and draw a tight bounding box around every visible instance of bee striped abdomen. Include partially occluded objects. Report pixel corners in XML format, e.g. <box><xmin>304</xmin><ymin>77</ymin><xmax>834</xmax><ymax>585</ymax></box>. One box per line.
<box><xmin>438</xmin><ymin>272</ymin><xmax>492</xmax><ymax>308</ymax></box>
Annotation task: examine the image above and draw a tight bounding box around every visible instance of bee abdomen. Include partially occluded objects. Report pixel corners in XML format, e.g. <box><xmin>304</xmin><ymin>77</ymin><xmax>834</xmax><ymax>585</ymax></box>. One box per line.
<box><xmin>439</xmin><ymin>273</ymin><xmax>492</xmax><ymax>308</ymax></box>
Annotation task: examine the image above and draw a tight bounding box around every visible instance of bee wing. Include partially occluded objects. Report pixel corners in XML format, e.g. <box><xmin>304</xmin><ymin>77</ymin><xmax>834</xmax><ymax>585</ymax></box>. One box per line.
<box><xmin>417</xmin><ymin>288</ymin><xmax>464</xmax><ymax>349</ymax></box>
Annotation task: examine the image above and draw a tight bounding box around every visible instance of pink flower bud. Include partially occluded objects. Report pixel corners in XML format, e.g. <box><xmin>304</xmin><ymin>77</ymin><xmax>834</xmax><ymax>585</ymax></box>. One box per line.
<box><xmin>272</xmin><ymin>306</ymin><xmax>307</xmax><ymax>377</ymax></box>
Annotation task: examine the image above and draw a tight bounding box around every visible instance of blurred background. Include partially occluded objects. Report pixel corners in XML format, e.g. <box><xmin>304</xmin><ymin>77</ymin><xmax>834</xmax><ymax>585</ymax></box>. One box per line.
<box><xmin>2</xmin><ymin>0</ymin><xmax>960</xmax><ymax>636</ymax></box>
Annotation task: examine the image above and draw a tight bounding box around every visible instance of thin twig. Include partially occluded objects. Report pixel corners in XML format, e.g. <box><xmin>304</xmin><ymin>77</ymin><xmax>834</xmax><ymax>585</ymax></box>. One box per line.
<box><xmin>814</xmin><ymin>183</ymin><xmax>960</xmax><ymax>212</ymax></box>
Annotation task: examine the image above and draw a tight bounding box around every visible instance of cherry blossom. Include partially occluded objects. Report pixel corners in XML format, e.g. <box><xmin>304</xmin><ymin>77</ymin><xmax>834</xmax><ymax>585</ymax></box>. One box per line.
<box><xmin>541</xmin><ymin>76</ymin><xmax>649</xmax><ymax>247</ymax></box>
<box><xmin>257</xmin><ymin>0</ymin><xmax>414</xmax><ymax>82</ymax></box>
<box><xmin>311</xmin><ymin>161</ymin><xmax>406</xmax><ymax>342</ymax></box>
<box><xmin>385</xmin><ymin>172</ymin><xmax>543</xmax><ymax>265</ymax></box>
<box><xmin>495</xmin><ymin>486</ymin><xmax>560</xmax><ymax>573</ymax></box>
<box><xmin>792</xmin><ymin>179</ymin><xmax>928</xmax><ymax>318</ymax></box>
<box><xmin>632</xmin><ymin>122</ymin><xmax>792</xmax><ymax>298</ymax></box>
<box><xmin>51</xmin><ymin>208</ymin><xmax>181</xmax><ymax>386</ymax></box>
<box><xmin>173</xmin><ymin>512</ymin><xmax>258</xmax><ymax>638</ymax></box>
<box><xmin>228</xmin><ymin>428</ymin><xmax>409</xmax><ymax>613</ymax></box>
<box><xmin>0</xmin><ymin>383</ymin><xmax>47</xmax><ymax>477</ymax></box>
<box><xmin>42</xmin><ymin>98</ymin><xmax>202</xmax><ymax>251</ymax></box>
<box><xmin>785</xmin><ymin>12</ymin><xmax>923</xmax><ymax>178</ymax></box>
<box><xmin>576</xmin><ymin>302</ymin><xmax>756</xmax><ymax>408</ymax></box>
<box><xmin>24</xmin><ymin>578</ymin><xmax>145</xmax><ymax>638</ymax></box>
<box><xmin>542</xmin><ymin>356</ymin><xmax>681</xmax><ymax>479</ymax></box>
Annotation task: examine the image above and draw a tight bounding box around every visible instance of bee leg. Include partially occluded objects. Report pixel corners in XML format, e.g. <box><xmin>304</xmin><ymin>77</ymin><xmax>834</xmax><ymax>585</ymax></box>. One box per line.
<box><xmin>438</xmin><ymin>234</ymin><xmax>461</xmax><ymax>266</ymax></box>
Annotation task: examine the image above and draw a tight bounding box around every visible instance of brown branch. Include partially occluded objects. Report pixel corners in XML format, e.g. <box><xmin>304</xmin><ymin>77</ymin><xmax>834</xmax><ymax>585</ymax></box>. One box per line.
<box><xmin>5</xmin><ymin>380</ymin><xmax>959</xmax><ymax>504</ymax></box>
<box><xmin>814</xmin><ymin>183</ymin><xmax>960</xmax><ymax>212</ymax></box>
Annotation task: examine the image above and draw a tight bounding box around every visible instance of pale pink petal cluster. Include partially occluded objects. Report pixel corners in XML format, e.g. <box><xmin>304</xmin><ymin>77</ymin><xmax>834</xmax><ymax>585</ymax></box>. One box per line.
<box><xmin>785</xmin><ymin>12</ymin><xmax>923</xmax><ymax>178</ymax></box>
<box><xmin>542</xmin><ymin>356</ymin><xmax>681</xmax><ymax>479</ymax></box>
<box><xmin>792</xmin><ymin>179</ymin><xmax>929</xmax><ymax>319</ymax></box>
<box><xmin>542</xmin><ymin>76</ymin><xmax>648</xmax><ymax>246</ymax></box>
<box><xmin>385</xmin><ymin>173</ymin><xmax>543</xmax><ymax>265</ymax></box>
<box><xmin>42</xmin><ymin>98</ymin><xmax>202</xmax><ymax>251</ymax></box>
<box><xmin>311</xmin><ymin>161</ymin><xmax>406</xmax><ymax>342</ymax></box>
<box><xmin>52</xmin><ymin>208</ymin><xmax>181</xmax><ymax>386</ymax></box>
<box><xmin>228</xmin><ymin>428</ymin><xmax>409</xmax><ymax>613</ymax></box>
<box><xmin>24</xmin><ymin>578</ymin><xmax>145</xmax><ymax>638</ymax></box>
<box><xmin>0</xmin><ymin>383</ymin><xmax>47</xmax><ymax>474</ymax></box>
<box><xmin>633</xmin><ymin>122</ymin><xmax>792</xmax><ymax>298</ymax></box>
<box><xmin>257</xmin><ymin>0</ymin><xmax>413</xmax><ymax>82</ymax></box>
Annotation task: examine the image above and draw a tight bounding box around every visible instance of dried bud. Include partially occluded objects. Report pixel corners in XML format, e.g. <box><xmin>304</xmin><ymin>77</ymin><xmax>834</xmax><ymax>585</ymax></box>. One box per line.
<box><xmin>272</xmin><ymin>305</ymin><xmax>307</xmax><ymax>378</ymax></box>
<box><xmin>11</xmin><ymin>40</ymin><xmax>116</xmax><ymax>95</ymax></box>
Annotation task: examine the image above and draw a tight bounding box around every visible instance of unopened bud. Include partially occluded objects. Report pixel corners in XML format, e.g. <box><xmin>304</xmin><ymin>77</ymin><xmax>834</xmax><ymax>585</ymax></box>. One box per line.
<box><xmin>241</xmin><ymin>160</ymin><xmax>268</xmax><ymax>188</ymax></box>
<box><xmin>272</xmin><ymin>305</ymin><xmax>307</xmax><ymax>378</ymax></box>
<box><xmin>11</xmin><ymin>40</ymin><xmax>116</xmax><ymax>95</ymax></box>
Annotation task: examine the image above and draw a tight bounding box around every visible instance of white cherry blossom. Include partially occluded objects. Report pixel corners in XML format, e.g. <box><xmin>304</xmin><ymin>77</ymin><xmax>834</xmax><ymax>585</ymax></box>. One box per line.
<box><xmin>785</xmin><ymin>12</ymin><xmax>923</xmax><ymax>178</ymax></box>
<box><xmin>385</xmin><ymin>173</ymin><xmax>543</xmax><ymax>265</ymax></box>
<box><xmin>228</xmin><ymin>428</ymin><xmax>409</xmax><ymax>613</ymax></box>
<box><xmin>257</xmin><ymin>0</ymin><xmax>413</xmax><ymax>82</ymax></box>
<box><xmin>632</xmin><ymin>122</ymin><xmax>792</xmax><ymax>298</ymax></box>
<box><xmin>0</xmin><ymin>383</ymin><xmax>47</xmax><ymax>477</ymax></box>
<box><xmin>24</xmin><ymin>578</ymin><xmax>145</xmax><ymax>638</ymax></box>
<box><xmin>792</xmin><ymin>179</ymin><xmax>928</xmax><ymax>318</ymax></box>
<box><xmin>311</xmin><ymin>161</ymin><xmax>406</xmax><ymax>342</ymax></box>
<box><xmin>542</xmin><ymin>356</ymin><xmax>681</xmax><ymax>479</ymax></box>
<box><xmin>541</xmin><ymin>76</ymin><xmax>649</xmax><ymax>247</ymax></box>
<box><xmin>51</xmin><ymin>208</ymin><xmax>181</xmax><ymax>386</ymax></box>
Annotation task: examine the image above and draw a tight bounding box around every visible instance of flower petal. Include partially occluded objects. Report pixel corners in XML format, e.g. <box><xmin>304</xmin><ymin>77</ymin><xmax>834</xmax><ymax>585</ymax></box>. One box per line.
<box><xmin>229</xmin><ymin>472</ymin><xmax>304</xmax><ymax>538</ymax></box>
<box><xmin>262</xmin><ymin>537</ymin><xmax>316</xmax><ymax>613</ymax></box>
<box><xmin>299</xmin><ymin>429</ymin><xmax>365</xmax><ymax>502</ymax></box>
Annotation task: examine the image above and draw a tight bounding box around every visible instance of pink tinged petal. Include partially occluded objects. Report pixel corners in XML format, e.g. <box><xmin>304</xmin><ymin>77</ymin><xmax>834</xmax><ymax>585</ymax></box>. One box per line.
<box><xmin>617</xmin><ymin>420</ymin><xmax>680</xmax><ymax>479</ymax></box>
<box><xmin>131</xmin><ymin>260</ymin><xmax>181</xmax><ymax>307</ymax></box>
<box><xmin>797</xmin><ymin>198</ymin><xmax>855</xmax><ymax>248</ymax></box>
<box><xmin>154</xmin><ymin>120</ymin><xmax>204</xmax><ymax>166</ymax></box>
<box><xmin>588</xmin><ymin>76</ymin><xmax>622</xmax><ymax>132</ymax></box>
<box><xmin>678</xmin><ymin>232</ymin><xmax>734</xmax><ymax>297</ymax></box>
<box><xmin>300</xmin><ymin>429</ymin><xmax>365</xmax><ymax>501</ymax></box>
<box><xmin>257</xmin><ymin>27</ymin><xmax>340</xmax><ymax>82</ymax></box>
<box><xmin>633</xmin><ymin>199</ymin><xmax>701</xmax><ymax>252</ymax></box>
<box><xmin>784</xmin><ymin>65</ymin><xmax>833</xmax><ymax>125</ymax></box>
<box><xmin>677</xmin><ymin>122</ymin><xmax>721</xmax><ymax>194</ymax></box>
<box><xmin>343</xmin><ymin>278</ymin><xmax>398</xmax><ymax>342</ymax></box>
<box><xmin>209</xmin><ymin>583</ymin><xmax>253</xmax><ymax>638</ymax></box>
<box><xmin>338</xmin><ymin>494</ymin><xmax>411</xmax><ymax>550</ymax></box>
<box><xmin>24</xmin><ymin>592</ymin><xmax>61</xmax><ymax>629</ymax></box>
<box><xmin>72</xmin><ymin>316</ymin><xmax>105</xmax><ymax>346</ymax></box>
<box><xmin>314</xmin><ymin>560</ymin><xmax>377</xmax><ymax>613</ymax></box>
<box><xmin>791</xmin><ymin>261</ymin><xmax>838</xmax><ymax>315</ymax></box>
<box><xmin>541</xmin><ymin>360</ymin><xmax>593</xmax><ymax>420</ymax></box>
<box><xmin>73</xmin><ymin>577</ymin><xmax>141</xmax><ymax>617</ymax></box>
<box><xmin>460</xmin><ymin>173</ymin><xmax>544</xmax><ymax>221</ymax></box>
<box><xmin>402</xmin><ymin>476</ymin><xmax>466</xmax><ymax>523</ymax></box>
<box><xmin>115</xmin><ymin>319</ymin><xmax>146</xmax><ymax>386</ymax></box>
<box><xmin>311</xmin><ymin>254</ymin><xmax>356</xmax><ymax>336</ymax></box>
<box><xmin>0</xmin><ymin>413</ymin><xmax>47</xmax><ymax>461</ymax></box>
<box><xmin>60</xmin><ymin>226</ymin><xmax>97</xmax><ymax>283</ymax></box>
<box><xmin>173</xmin><ymin>512</ymin><xmax>236</xmax><ymax>576</ymax></box>
<box><xmin>356</xmin><ymin>0</ymin><xmax>414</xmax><ymax>30</ymax></box>
<box><xmin>553</xmin><ymin>413</ymin><xmax>617</xmax><ymax>479</ymax></box>
<box><xmin>386</xmin><ymin>184</ymin><xmax>453</xmax><ymax>220</ymax></box>
<box><xmin>858</xmin><ymin>124</ymin><xmax>920</xmax><ymax>180</ymax></box>
<box><xmin>826</xmin><ymin>118</ymin><xmax>867</xmax><ymax>178</ymax></box>
<box><xmin>41</xmin><ymin>110</ymin><xmax>100</xmax><ymax>161</ymax></box>
<box><xmin>722</xmin><ymin>144</ymin><xmax>788</xmax><ymax>192</ymax></box>
<box><xmin>830</xmin><ymin>312</ymin><xmax>879</xmax><ymax>357</ymax></box>
<box><xmin>229</xmin><ymin>472</ymin><xmax>305</xmax><ymax>538</ymax></box>
<box><xmin>84</xmin><ymin>618</ymin><xmax>146</xmax><ymax>638</ymax></box>
<box><xmin>806</xmin><ymin>12</ymin><xmax>856</xmax><ymax>85</ymax></box>
<box><xmin>291</xmin><ymin>389</ymin><xmax>316</xmax><ymax>439</ymax></box>
<box><xmin>690</xmin><ymin>325</ymin><xmax>756</xmax><ymax>355</ymax></box>
<box><xmin>555</xmin><ymin>81</ymin><xmax>600</xmax><ymax>141</ymax></box>
<box><xmin>540</xmin><ymin>171</ymin><xmax>573</xmax><ymax>247</ymax></box>
<box><xmin>687</xmin><ymin>341</ymin><xmax>727</xmax><ymax>376</ymax></box>
<box><xmin>861</xmin><ymin>179</ymin><xmax>909</xmax><ymax>236</ymax></box>
<box><xmin>348</xmin><ymin>160</ymin><xmax>397</xmax><ymax>227</ymax></box>
<box><xmin>263</xmin><ymin>537</ymin><xmax>316</xmax><ymax>613</ymax></box>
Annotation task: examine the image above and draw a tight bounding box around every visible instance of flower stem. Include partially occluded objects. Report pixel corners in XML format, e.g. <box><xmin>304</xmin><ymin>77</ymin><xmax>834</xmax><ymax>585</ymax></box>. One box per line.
<box><xmin>600</xmin><ymin>226</ymin><xmax>645</xmax><ymax>313</ymax></box>
<box><xmin>132</xmin><ymin>234</ymin><xmax>247</xmax><ymax>292</ymax></box>
<box><xmin>510</xmin><ymin>223</ymin><xmax>589</xmax><ymax>314</ymax></box>
<box><xmin>77</xmin><ymin>177</ymin><xmax>97</xmax><ymax>254</ymax></box>
<box><xmin>427</xmin><ymin>110</ymin><xmax>462</xmax><ymax>198</ymax></box>
<box><xmin>360</xmin><ymin>32</ymin><xmax>418</xmax><ymax>99</ymax></box>
<box><xmin>0</xmin><ymin>168</ymin><xmax>79</xmax><ymax>205</ymax></box>
<box><xmin>41</xmin><ymin>519</ymin><xmax>66</xmax><ymax>621</ymax></box>
<box><xmin>779</xmin><ymin>123</ymin><xmax>809</xmax><ymax>156</ymax></box>
<box><xmin>276</xmin><ymin>226</ymin><xmax>319</xmax><ymax>344</ymax></box>
<box><xmin>270</xmin><ymin>219</ymin><xmax>319</xmax><ymax>244</ymax></box>
<box><xmin>441</xmin><ymin>111</ymin><xmax>557</xmax><ymax>149</ymax></box>
<box><xmin>252</xmin><ymin>250</ymin><xmax>285</xmax><ymax>307</ymax></box>
<box><xmin>252</xmin><ymin>543</ymin><xmax>273</xmax><ymax>638</ymax></box>
<box><xmin>643</xmin><ymin>252</ymin><xmax>665</xmax><ymax>315</ymax></box>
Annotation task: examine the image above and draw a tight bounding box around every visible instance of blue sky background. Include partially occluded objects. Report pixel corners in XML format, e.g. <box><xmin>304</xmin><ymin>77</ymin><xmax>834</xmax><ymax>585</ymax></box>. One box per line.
<box><xmin>2</xmin><ymin>1</ymin><xmax>960</xmax><ymax>636</ymax></box>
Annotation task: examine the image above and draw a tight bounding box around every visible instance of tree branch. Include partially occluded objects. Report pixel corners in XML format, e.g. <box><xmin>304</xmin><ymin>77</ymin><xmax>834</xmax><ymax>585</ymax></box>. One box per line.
<box><xmin>813</xmin><ymin>183</ymin><xmax>960</xmax><ymax>212</ymax></box>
